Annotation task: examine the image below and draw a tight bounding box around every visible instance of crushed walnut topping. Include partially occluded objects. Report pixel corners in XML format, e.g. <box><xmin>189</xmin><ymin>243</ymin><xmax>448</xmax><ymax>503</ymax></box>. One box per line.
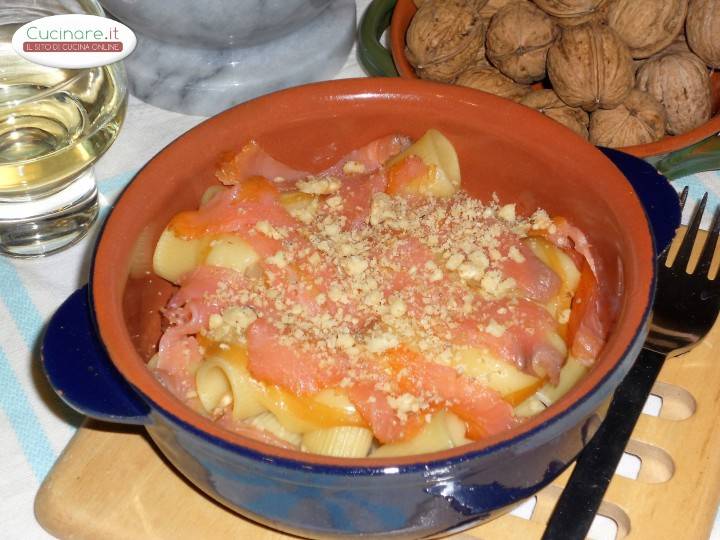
<box><xmin>196</xmin><ymin>188</ymin><xmax>555</xmax><ymax>426</ymax></box>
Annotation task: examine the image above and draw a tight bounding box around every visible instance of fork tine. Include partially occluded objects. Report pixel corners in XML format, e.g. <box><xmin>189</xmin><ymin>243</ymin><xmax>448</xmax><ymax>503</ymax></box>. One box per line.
<box><xmin>679</xmin><ymin>186</ymin><xmax>689</xmax><ymax>211</ymax></box>
<box><xmin>696</xmin><ymin>205</ymin><xmax>720</xmax><ymax>277</ymax></box>
<box><xmin>658</xmin><ymin>186</ymin><xmax>690</xmax><ymax>265</ymax></box>
<box><xmin>673</xmin><ymin>192</ymin><xmax>707</xmax><ymax>271</ymax></box>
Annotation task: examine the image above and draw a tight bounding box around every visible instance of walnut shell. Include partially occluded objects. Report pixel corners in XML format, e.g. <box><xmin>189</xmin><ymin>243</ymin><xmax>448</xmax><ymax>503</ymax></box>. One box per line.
<box><xmin>486</xmin><ymin>1</ymin><xmax>559</xmax><ymax>83</ymax></box>
<box><xmin>406</xmin><ymin>0</ymin><xmax>488</xmax><ymax>82</ymax></box>
<box><xmin>480</xmin><ymin>0</ymin><xmax>514</xmax><ymax>18</ymax></box>
<box><xmin>633</xmin><ymin>36</ymin><xmax>690</xmax><ymax>72</ymax></box>
<box><xmin>472</xmin><ymin>39</ymin><xmax>492</xmax><ymax>68</ymax></box>
<box><xmin>636</xmin><ymin>51</ymin><xmax>713</xmax><ymax>134</ymax></box>
<box><xmin>607</xmin><ymin>0</ymin><xmax>688</xmax><ymax>59</ymax></box>
<box><xmin>520</xmin><ymin>89</ymin><xmax>590</xmax><ymax>138</ymax></box>
<box><xmin>687</xmin><ymin>0</ymin><xmax>720</xmax><ymax>68</ymax></box>
<box><xmin>663</xmin><ymin>35</ymin><xmax>693</xmax><ymax>56</ymax></box>
<box><xmin>547</xmin><ymin>23</ymin><xmax>634</xmax><ymax>111</ymax></box>
<box><xmin>550</xmin><ymin>1</ymin><xmax>609</xmax><ymax>27</ymax></box>
<box><xmin>533</xmin><ymin>0</ymin><xmax>605</xmax><ymax>18</ymax></box>
<box><xmin>455</xmin><ymin>66</ymin><xmax>532</xmax><ymax>100</ymax></box>
<box><xmin>589</xmin><ymin>89</ymin><xmax>666</xmax><ymax>147</ymax></box>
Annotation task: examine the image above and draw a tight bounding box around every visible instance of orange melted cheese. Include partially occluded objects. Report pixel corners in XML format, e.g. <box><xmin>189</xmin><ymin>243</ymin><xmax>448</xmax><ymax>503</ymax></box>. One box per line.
<box><xmin>203</xmin><ymin>339</ymin><xmax>366</xmax><ymax>429</ymax></box>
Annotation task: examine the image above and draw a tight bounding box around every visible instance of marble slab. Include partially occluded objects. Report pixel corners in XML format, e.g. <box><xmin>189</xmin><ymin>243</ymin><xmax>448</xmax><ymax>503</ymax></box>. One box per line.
<box><xmin>101</xmin><ymin>0</ymin><xmax>334</xmax><ymax>48</ymax></box>
<box><xmin>110</xmin><ymin>1</ymin><xmax>356</xmax><ymax>116</ymax></box>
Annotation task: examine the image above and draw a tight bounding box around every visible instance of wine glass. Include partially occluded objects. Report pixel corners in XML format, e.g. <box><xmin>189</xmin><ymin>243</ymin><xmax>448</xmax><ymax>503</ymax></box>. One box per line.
<box><xmin>0</xmin><ymin>0</ymin><xmax>127</xmax><ymax>257</ymax></box>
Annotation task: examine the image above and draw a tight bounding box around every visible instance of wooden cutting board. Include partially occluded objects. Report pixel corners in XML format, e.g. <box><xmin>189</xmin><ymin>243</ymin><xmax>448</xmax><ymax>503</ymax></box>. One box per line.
<box><xmin>35</xmin><ymin>231</ymin><xmax>720</xmax><ymax>540</ymax></box>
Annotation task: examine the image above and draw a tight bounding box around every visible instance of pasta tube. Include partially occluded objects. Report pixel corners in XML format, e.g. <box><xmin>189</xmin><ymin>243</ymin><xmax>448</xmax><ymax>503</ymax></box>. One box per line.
<box><xmin>312</xmin><ymin>389</ymin><xmax>359</xmax><ymax>417</ymax></box>
<box><xmin>195</xmin><ymin>355</ymin><xmax>266</xmax><ymax>419</ymax></box>
<box><xmin>260</xmin><ymin>387</ymin><xmax>365</xmax><ymax>434</ymax></box>
<box><xmin>371</xmin><ymin>412</ymin><xmax>461</xmax><ymax>457</ymax></box>
<box><xmin>514</xmin><ymin>396</ymin><xmax>547</xmax><ymax>418</ymax></box>
<box><xmin>536</xmin><ymin>358</ymin><xmax>588</xmax><ymax>406</ymax></box>
<box><xmin>387</xmin><ymin>129</ymin><xmax>461</xmax><ymax>197</ymax></box>
<box><xmin>302</xmin><ymin>426</ymin><xmax>374</xmax><ymax>458</ymax></box>
<box><xmin>525</xmin><ymin>237</ymin><xmax>581</xmax><ymax>321</ymax></box>
<box><xmin>204</xmin><ymin>235</ymin><xmax>260</xmax><ymax>275</ymax></box>
<box><xmin>515</xmin><ymin>357</ymin><xmax>587</xmax><ymax>416</ymax></box>
<box><xmin>453</xmin><ymin>347</ymin><xmax>541</xmax><ymax>401</ymax></box>
<box><xmin>152</xmin><ymin>228</ymin><xmax>209</xmax><ymax>284</ymax></box>
<box><xmin>445</xmin><ymin>411</ymin><xmax>471</xmax><ymax>447</ymax></box>
<box><xmin>250</xmin><ymin>412</ymin><xmax>302</xmax><ymax>447</ymax></box>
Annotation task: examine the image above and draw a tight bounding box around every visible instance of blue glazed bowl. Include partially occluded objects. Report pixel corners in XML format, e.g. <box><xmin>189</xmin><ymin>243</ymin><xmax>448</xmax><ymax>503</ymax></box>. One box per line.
<box><xmin>42</xmin><ymin>79</ymin><xmax>678</xmax><ymax>538</ymax></box>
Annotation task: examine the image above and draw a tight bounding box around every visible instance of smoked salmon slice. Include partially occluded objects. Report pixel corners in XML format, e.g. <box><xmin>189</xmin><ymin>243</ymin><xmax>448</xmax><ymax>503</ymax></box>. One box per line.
<box><xmin>347</xmin><ymin>379</ymin><xmax>429</xmax><ymax>444</ymax></box>
<box><xmin>327</xmin><ymin>134</ymin><xmax>412</xmax><ymax>177</ymax></box>
<box><xmin>169</xmin><ymin>177</ymin><xmax>295</xmax><ymax>240</ymax></box>
<box><xmin>453</xmin><ymin>298</ymin><xmax>566</xmax><ymax>382</ymax></box>
<box><xmin>216</xmin><ymin>140</ymin><xmax>311</xmax><ymax>187</ymax></box>
<box><xmin>389</xmin><ymin>348</ymin><xmax>516</xmax><ymax>438</ymax></box>
<box><xmin>338</xmin><ymin>170</ymin><xmax>389</xmax><ymax>229</ymax></box>
<box><xmin>216</xmin><ymin>135</ymin><xmax>411</xmax><ymax>191</ymax></box>
<box><xmin>567</xmin><ymin>259</ymin><xmax>608</xmax><ymax>361</ymax></box>
<box><xmin>246</xmin><ymin>319</ymin><xmax>348</xmax><ymax>396</ymax></box>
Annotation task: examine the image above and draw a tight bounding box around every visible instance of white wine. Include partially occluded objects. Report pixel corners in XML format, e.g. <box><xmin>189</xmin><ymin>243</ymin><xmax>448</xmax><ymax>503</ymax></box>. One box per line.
<box><xmin>0</xmin><ymin>24</ymin><xmax>127</xmax><ymax>199</ymax></box>
<box><xmin>0</xmin><ymin>11</ymin><xmax>128</xmax><ymax>257</ymax></box>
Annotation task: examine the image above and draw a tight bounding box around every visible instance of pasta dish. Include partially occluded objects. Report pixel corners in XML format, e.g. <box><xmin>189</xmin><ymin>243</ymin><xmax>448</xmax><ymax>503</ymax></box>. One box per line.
<box><xmin>148</xmin><ymin>130</ymin><xmax>608</xmax><ymax>458</ymax></box>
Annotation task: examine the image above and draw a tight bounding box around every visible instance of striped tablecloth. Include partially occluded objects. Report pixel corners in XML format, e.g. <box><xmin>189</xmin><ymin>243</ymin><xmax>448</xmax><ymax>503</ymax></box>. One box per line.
<box><xmin>1</xmin><ymin>2</ymin><xmax>718</xmax><ymax>537</ymax></box>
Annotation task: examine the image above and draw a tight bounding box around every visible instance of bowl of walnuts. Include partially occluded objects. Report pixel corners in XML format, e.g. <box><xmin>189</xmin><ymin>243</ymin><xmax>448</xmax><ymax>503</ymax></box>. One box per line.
<box><xmin>359</xmin><ymin>0</ymin><xmax>720</xmax><ymax>160</ymax></box>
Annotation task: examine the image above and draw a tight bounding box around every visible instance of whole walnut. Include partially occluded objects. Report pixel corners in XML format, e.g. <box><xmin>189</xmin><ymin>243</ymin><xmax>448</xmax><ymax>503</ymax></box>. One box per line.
<box><xmin>533</xmin><ymin>0</ymin><xmax>605</xmax><ymax>18</ymax></box>
<box><xmin>406</xmin><ymin>0</ymin><xmax>488</xmax><ymax>82</ymax></box>
<box><xmin>520</xmin><ymin>89</ymin><xmax>590</xmax><ymax>138</ymax></box>
<box><xmin>455</xmin><ymin>66</ymin><xmax>532</xmax><ymax>101</ymax></box>
<box><xmin>633</xmin><ymin>36</ymin><xmax>691</xmax><ymax>72</ymax></box>
<box><xmin>486</xmin><ymin>1</ymin><xmax>559</xmax><ymax>83</ymax></box>
<box><xmin>589</xmin><ymin>90</ymin><xmax>666</xmax><ymax>147</ymax></box>
<box><xmin>480</xmin><ymin>0</ymin><xmax>514</xmax><ymax>18</ymax></box>
<box><xmin>550</xmin><ymin>1</ymin><xmax>609</xmax><ymax>27</ymax></box>
<box><xmin>547</xmin><ymin>23</ymin><xmax>634</xmax><ymax>111</ymax></box>
<box><xmin>686</xmin><ymin>0</ymin><xmax>720</xmax><ymax>68</ymax></box>
<box><xmin>607</xmin><ymin>0</ymin><xmax>688</xmax><ymax>59</ymax></box>
<box><xmin>636</xmin><ymin>51</ymin><xmax>712</xmax><ymax>135</ymax></box>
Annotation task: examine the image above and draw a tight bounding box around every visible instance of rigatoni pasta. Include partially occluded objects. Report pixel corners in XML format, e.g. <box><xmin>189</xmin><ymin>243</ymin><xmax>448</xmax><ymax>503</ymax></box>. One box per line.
<box><xmin>152</xmin><ymin>229</ymin><xmax>208</xmax><ymax>284</ymax></box>
<box><xmin>148</xmin><ymin>130</ymin><xmax>609</xmax><ymax>458</ymax></box>
<box><xmin>302</xmin><ymin>426</ymin><xmax>374</xmax><ymax>458</ymax></box>
<box><xmin>194</xmin><ymin>354</ymin><xmax>266</xmax><ymax>420</ymax></box>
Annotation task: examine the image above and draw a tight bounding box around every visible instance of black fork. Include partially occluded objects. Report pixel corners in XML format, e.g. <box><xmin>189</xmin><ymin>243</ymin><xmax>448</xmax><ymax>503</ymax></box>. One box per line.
<box><xmin>543</xmin><ymin>189</ymin><xmax>720</xmax><ymax>540</ymax></box>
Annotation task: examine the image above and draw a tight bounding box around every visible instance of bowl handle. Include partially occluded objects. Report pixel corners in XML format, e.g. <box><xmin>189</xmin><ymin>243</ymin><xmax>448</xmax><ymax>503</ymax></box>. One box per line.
<box><xmin>654</xmin><ymin>133</ymin><xmax>720</xmax><ymax>180</ymax></box>
<box><xmin>358</xmin><ymin>0</ymin><xmax>399</xmax><ymax>77</ymax></box>
<box><xmin>41</xmin><ymin>285</ymin><xmax>150</xmax><ymax>425</ymax></box>
<box><xmin>600</xmin><ymin>147</ymin><xmax>681</xmax><ymax>257</ymax></box>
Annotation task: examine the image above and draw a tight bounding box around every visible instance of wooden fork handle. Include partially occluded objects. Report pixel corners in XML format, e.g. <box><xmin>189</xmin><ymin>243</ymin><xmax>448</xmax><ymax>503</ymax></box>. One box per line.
<box><xmin>542</xmin><ymin>347</ymin><xmax>666</xmax><ymax>540</ymax></box>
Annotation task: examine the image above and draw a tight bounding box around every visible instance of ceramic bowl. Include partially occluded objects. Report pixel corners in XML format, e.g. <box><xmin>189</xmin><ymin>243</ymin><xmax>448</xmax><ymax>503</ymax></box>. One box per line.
<box><xmin>358</xmin><ymin>0</ymin><xmax>720</xmax><ymax>160</ymax></box>
<box><xmin>42</xmin><ymin>78</ymin><xmax>678</xmax><ymax>539</ymax></box>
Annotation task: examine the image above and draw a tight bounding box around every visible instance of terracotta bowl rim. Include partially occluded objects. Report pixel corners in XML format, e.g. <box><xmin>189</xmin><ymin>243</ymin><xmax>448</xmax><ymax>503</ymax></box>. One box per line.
<box><xmin>91</xmin><ymin>77</ymin><xmax>656</xmax><ymax>472</ymax></box>
<box><xmin>389</xmin><ymin>0</ymin><xmax>720</xmax><ymax>159</ymax></box>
